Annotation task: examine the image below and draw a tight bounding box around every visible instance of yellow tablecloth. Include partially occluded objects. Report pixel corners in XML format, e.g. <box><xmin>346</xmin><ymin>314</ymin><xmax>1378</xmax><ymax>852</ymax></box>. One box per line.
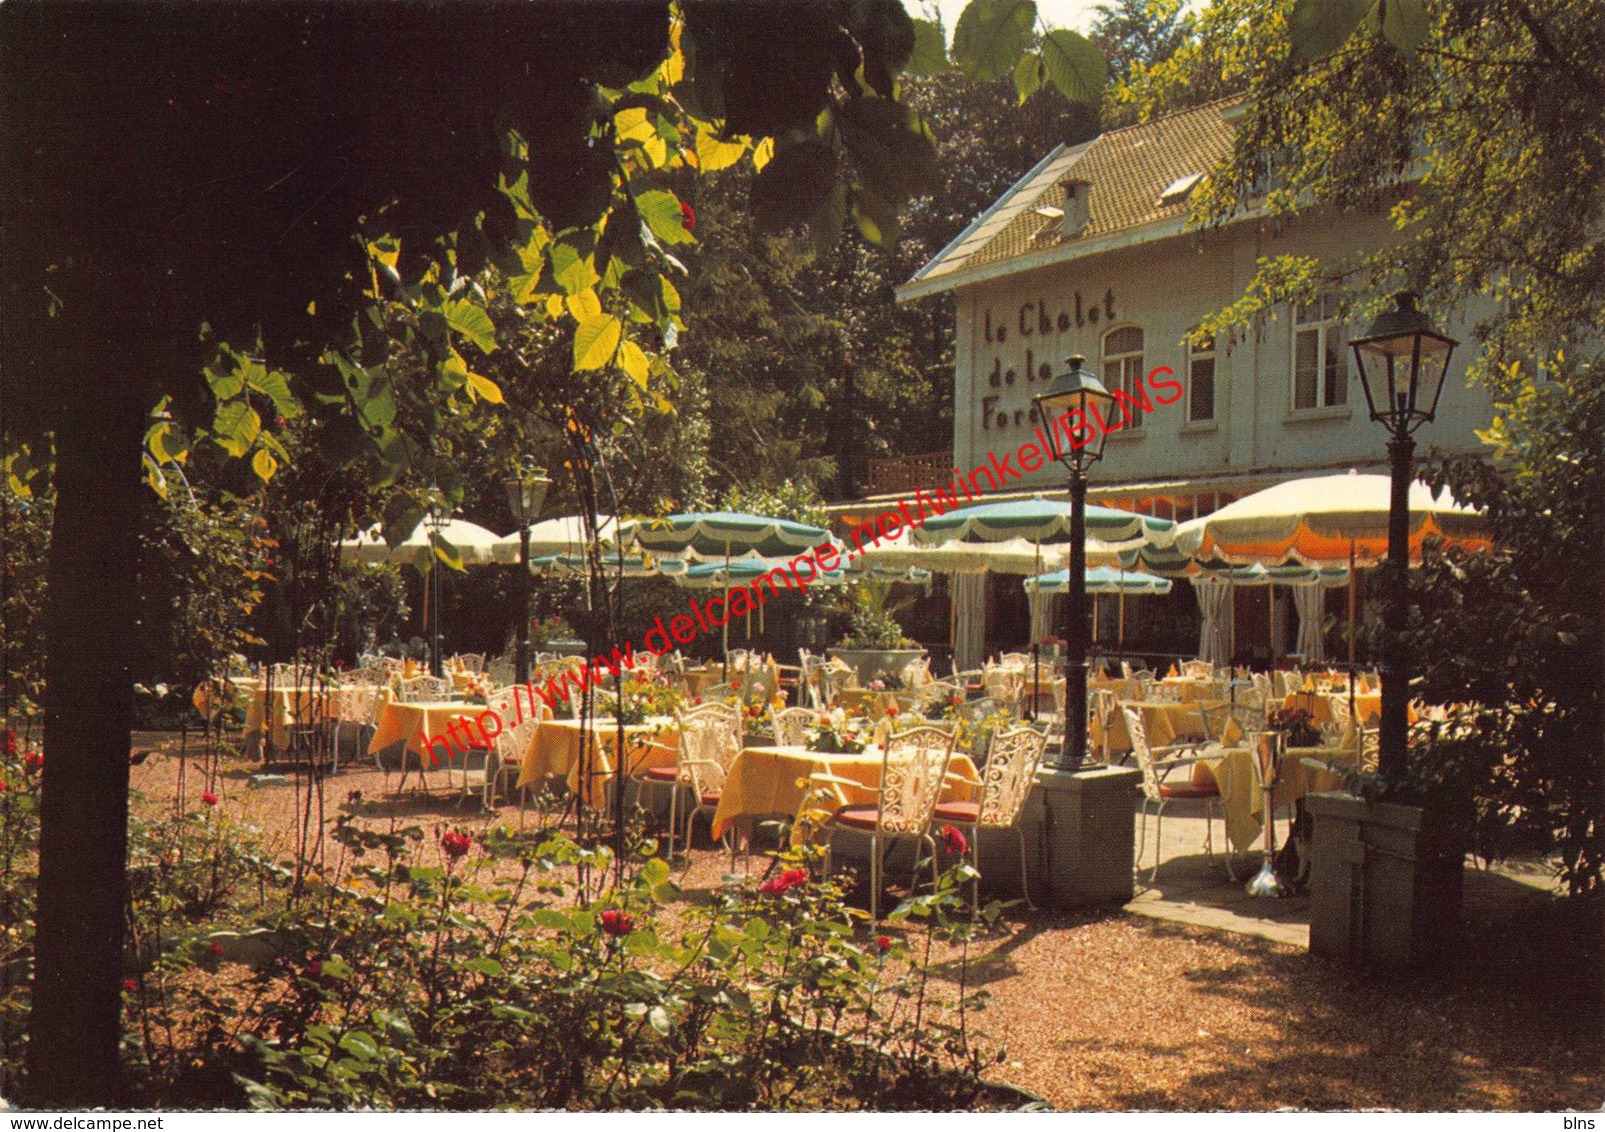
<box><xmin>1160</xmin><ymin>677</ymin><xmax>1219</xmax><ymax>703</ymax></box>
<box><xmin>1195</xmin><ymin>743</ymin><xmax>1357</xmax><ymax>853</ymax></box>
<box><xmin>1283</xmin><ymin>690</ymin><xmax>1393</xmax><ymax>727</ymax></box>
<box><xmin>244</xmin><ymin>684</ymin><xmax>336</xmax><ymax>750</ymax></box>
<box><xmin>516</xmin><ymin>717</ymin><xmax>679</xmax><ymax>805</ymax></box>
<box><xmin>711</xmin><ymin>746</ymin><xmax>980</xmax><ymax>841</ymax></box>
<box><xmin>1091</xmin><ymin>700</ymin><xmax>1214</xmax><ymax>755</ymax></box>
<box><xmin>368</xmin><ymin>699</ymin><xmax>495</xmax><ymax>766</ymax></box>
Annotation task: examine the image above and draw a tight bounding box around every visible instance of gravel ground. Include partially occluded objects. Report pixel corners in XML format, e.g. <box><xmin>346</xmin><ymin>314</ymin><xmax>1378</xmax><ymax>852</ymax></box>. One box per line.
<box><xmin>129</xmin><ymin>732</ymin><xmax>1603</xmax><ymax>1111</ymax></box>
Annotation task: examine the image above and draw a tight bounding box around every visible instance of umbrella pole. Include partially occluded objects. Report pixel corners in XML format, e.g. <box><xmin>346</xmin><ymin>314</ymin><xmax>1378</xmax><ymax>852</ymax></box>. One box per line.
<box><xmin>1269</xmin><ymin>583</ymin><xmax>1277</xmax><ymax>671</ymax></box>
<box><xmin>1348</xmin><ymin>539</ymin><xmax>1358</xmax><ymax>726</ymax></box>
<box><xmin>1031</xmin><ymin>540</ymin><xmax>1041</xmax><ymax>721</ymax></box>
<box><xmin>723</xmin><ymin>542</ymin><xmax>731</xmax><ymax>681</ymax></box>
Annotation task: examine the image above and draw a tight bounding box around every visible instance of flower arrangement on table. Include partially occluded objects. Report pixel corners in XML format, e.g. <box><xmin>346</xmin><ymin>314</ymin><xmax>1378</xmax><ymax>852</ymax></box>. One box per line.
<box><xmin>600</xmin><ymin>675</ymin><xmax>683</xmax><ymax>726</ymax></box>
<box><xmin>1266</xmin><ymin>705</ymin><xmax>1321</xmax><ymax>748</ymax></box>
<box><xmin>529</xmin><ymin>615</ymin><xmax>575</xmax><ymax>650</ymax></box>
<box><xmin>457</xmin><ymin>672</ymin><xmax>494</xmax><ymax>702</ymax></box>
<box><xmin>952</xmin><ymin>704</ymin><xmax>1019</xmax><ymax>755</ymax></box>
<box><xmin>804</xmin><ymin>719</ymin><xmax>870</xmax><ymax>755</ymax></box>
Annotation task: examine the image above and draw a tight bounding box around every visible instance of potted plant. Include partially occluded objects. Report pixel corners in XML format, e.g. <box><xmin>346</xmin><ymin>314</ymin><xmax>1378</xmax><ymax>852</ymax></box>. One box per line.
<box><xmin>530</xmin><ymin>615</ymin><xmax>586</xmax><ymax>658</ymax></box>
<box><xmin>826</xmin><ymin>579</ymin><xmax>926</xmax><ymax>687</ymax></box>
<box><xmin>1305</xmin><ymin>713</ymin><xmax>1472</xmax><ymax>970</ymax></box>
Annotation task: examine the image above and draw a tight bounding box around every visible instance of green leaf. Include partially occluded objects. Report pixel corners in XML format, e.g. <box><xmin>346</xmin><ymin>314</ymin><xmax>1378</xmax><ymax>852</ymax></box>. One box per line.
<box><xmin>212</xmin><ymin>402</ymin><xmax>261</xmax><ymax>458</ymax></box>
<box><xmin>695</xmin><ymin>126</ymin><xmax>747</xmax><ymax>172</ymax></box>
<box><xmin>442</xmin><ymin>299</ymin><xmax>497</xmax><ymax>353</ymax></box>
<box><xmin>906</xmin><ymin>18</ymin><xmax>948</xmax><ymax>76</ymax></box>
<box><xmin>433</xmin><ymin>536</ymin><xmax>465</xmax><ymax>572</ymax></box>
<box><xmin>462</xmin><ymin>957</ymin><xmax>504</xmax><ymax>977</ymax></box>
<box><xmin>1039</xmin><ymin>29</ymin><xmax>1106</xmax><ymax>105</ymax></box>
<box><xmin>338</xmin><ymin>1032</ymin><xmax>379</xmax><ymax>1060</ymax></box>
<box><xmin>1012</xmin><ymin>50</ymin><xmax>1042</xmax><ymax>103</ymax></box>
<box><xmin>245</xmin><ymin>366</ymin><xmax>298</xmax><ymax>419</ymax></box>
<box><xmin>1375</xmin><ymin>0</ymin><xmax>1429</xmax><ymax>54</ymax></box>
<box><xmin>573</xmin><ymin>313</ymin><xmax>623</xmax><ymax>371</ymax></box>
<box><xmin>812</xmin><ymin>179</ymin><xmax>849</xmax><ymax>258</ymax></box>
<box><xmin>251</xmin><ymin>447</ymin><xmax>278</xmax><ymax>483</ymax></box>
<box><xmin>466</xmin><ymin>371</ymin><xmax>504</xmax><ymax>404</ymax></box>
<box><xmin>382</xmin><ymin>496</ymin><xmax>426</xmax><ymax>549</ymax></box>
<box><xmin>618</xmin><ymin>339</ymin><xmax>650</xmax><ymax>387</ymax></box>
<box><xmin>205</xmin><ymin>356</ymin><xmax>245</xmax><ymax>400</ymax></box>
<box><xmin>636</xmin><ymin>189</ymin><xmax>696</xmax><ymax>246</ymax></box>
<box><xmin>550</xmin><ymin>241</ymin><xmax>600</xmax><ymax>296</ymax></box>
<box><xmin>850</xmin><ymin>185</ymin><xmax>901</xmax><ymax>248</ymax></box>
<box><xmin>951</xmin><ymin>0</ymin><xmax>1036</xmax><ymax>82</ymax></box>
<box><xmin>1289</xmin><ymin>0</ymin><xmax>1369</xmax><ymax>61</ymax></box>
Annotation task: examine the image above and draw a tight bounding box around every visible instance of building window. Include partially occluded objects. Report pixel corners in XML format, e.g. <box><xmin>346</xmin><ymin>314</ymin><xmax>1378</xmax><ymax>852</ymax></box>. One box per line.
<box><xmin>1188</xmin><ymin>334</ymin><xmax>1215</xmax><ymax>422</ymax></box>
<box><xmin>1101</xmin><ymin>325</ymin><xmax>1145</xmax><ymax>428</ymax></box>
<box><xmin>1292</xmin><ymin>295</ymin><xmax>1347</xmax><ymax>410</ymax></box>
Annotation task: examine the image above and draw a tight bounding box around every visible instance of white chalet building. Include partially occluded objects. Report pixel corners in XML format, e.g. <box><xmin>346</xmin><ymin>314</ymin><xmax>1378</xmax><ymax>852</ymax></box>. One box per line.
<box><xmin>884</xmin><ymin>98</ymin><xmax>1496</xmax><ymax>667</ymax></box>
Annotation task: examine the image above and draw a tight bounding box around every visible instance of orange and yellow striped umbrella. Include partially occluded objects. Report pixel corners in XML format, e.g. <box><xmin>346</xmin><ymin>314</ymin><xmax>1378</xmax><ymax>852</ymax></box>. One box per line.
<box><xmin>1175</xmin><ymin>471</ymin><xmax>1490</xmax><ymax>568</ymax></box>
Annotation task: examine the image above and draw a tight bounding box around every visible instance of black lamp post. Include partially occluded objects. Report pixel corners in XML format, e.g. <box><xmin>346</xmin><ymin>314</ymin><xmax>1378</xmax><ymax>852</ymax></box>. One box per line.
<box><xmin>502</xmin><ymin>459</ymin><xmax>552</xmax><ymax>686</ymax></box>
<box><xmin>1033</xmin><ymin>354</ymin><xmax>1115</xmax><ymax>772</ymax></box>
<box><xmin>425</xmin><ymin>499</ymin><xmax>448</xmax><ymax>678</ymax></box>
<box><xmin>1349</xmin><ymin>292</ymin><xmax>1456</xmax><ymax>784</ymax></box>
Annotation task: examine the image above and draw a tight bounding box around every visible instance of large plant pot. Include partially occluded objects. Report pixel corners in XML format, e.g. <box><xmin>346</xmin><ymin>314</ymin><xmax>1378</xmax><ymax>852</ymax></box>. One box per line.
<box><xmin>1305</xmin><ymin>791</ymin><xmax>1465</xmax><ymax>970</ymax></box>
<box><xmin>545</xmin><ymin>638</ymin><xmax>589</xmax><ymax>658</ymax></box>
<box><xmin>826</xmin><ymin>647</ymin><xmax>926</xmax><ymax>687</ymax></box>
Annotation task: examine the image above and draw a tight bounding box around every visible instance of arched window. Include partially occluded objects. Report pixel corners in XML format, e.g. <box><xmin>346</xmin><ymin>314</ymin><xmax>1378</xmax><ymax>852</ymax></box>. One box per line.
<box><xmin>1101</xmin><ymin>325</ymin><xmax>1145</xmax><ymax>428</ymax></box>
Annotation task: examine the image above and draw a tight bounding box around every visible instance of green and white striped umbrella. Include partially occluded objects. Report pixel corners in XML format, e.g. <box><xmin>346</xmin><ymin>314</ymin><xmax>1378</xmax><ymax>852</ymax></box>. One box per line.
<box><xmin>530</xmin><ymin>550</ymin><xmax>686</xmax><ymax>579</ymax></box>
<box><xmin>627</xmin><ymin>511</ymin><xmax>829</xmax><ymax>561</ymax></box>
<box><xmin>911</xmin><ymin>496</ymin><xmax>1174</xmax><ymax>551</ymax></box>
<box><xmin>1023</xmin><ymin>566</ymin><xmax>1174</xmax><ymax>595</ymax></box>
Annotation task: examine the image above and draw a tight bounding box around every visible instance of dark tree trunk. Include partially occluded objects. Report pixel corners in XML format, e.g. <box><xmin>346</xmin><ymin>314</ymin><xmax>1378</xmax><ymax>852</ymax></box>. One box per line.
<box><xmin>25</xmin><ymin>383</ymin><xmax>148</xmax><ymax>1106</ymax></box>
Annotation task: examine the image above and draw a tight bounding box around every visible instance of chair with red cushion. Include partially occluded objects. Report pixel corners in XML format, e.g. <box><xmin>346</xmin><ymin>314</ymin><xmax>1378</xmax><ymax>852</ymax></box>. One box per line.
<box><xmin>644</xmin><ymin>702</ymin><xmax>741</xmax><ymax>862</ymax></box>
<box><xmin>1124</xmin><ymin>704</ymin><xmax>1236</xmax><ymax>883</ymax></box>
<box><xmin>810</xmin><ymin>724</ymin><xmax>956</xmax><ymax>922</ymax></box>
<box><xmin>930</xmin><ymin>724</ymin><xmax>1048</xmax><ymax>908</ymax></box>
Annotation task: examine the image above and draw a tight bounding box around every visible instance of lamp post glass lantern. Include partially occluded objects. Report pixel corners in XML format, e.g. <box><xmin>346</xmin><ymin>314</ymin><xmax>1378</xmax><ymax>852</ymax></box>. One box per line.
<box><xmin>1349</xmin><ymin>292</ymin><xmax>1457</xmax><ymax>784</ymax></box>
<box><xmin>502</xmin><ymin>460</ymin><xmax>552</xmax><ymax>685</ymax></box>
<box><xmin>1032</xmin><ymin>354</ymin><xmax>1114</xmax><ymax>771</ymax></box>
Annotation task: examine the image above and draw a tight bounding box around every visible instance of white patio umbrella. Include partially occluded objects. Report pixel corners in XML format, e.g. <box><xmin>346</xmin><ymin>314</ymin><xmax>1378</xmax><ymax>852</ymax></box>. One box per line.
<box><xmin>489</xmin><ymin>514</ymin><xmax>620</xmax><ymax>565</ymax></box>
<box><xmin>1175</xmin><ymin>470</ymin><xmax>1489</xmax><ymax>697</ymax></box>
<box><xmin>338</xmin><ymin>517</ymin><xmax>504</xmax><ymax>568</ymax></box>
<box><xmin>338</xmin><ymin>516</ymin><xmax>503</xmax><ymax>675</ymax></box>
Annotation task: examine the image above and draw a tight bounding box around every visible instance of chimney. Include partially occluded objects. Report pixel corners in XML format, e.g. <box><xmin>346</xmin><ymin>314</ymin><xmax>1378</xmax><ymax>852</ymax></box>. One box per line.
<box><xmin>1061</xmin><ymin>179</ymin><xmax>1092</xmax><ymax>237</ymax></box>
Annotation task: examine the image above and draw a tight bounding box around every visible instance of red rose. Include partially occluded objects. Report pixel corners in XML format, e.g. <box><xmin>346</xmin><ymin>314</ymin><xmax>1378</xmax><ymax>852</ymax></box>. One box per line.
<box><xmin>886</xmin><ymin>705</ymin><xmax>899</xmax><ymax>717</ymax></box>
<box><xmin>949</xmin><ymin>695</ymin><xmax>963</xmax><ymax>706</ymax></box>
<box><xmin>123</xmin><ymin>978</ymin><xmax>138</xmax><ymax>993</ymax></box>
<box><xmin>759</xmin><ymin>867</ymin><xmax>809</xmax><ymax>896</ymax></box>
<box><xmin>200</xmin><ymin>791</ymin><xmax>219</xmax><ymax>806</ymax></box>
<box><xmin>940</xmin><ymin>824</ymin><xmax>967</xmax><ymax>858</ymax></box>
<box><xmin>876</xmin><ymin>935</ymin><xmax>892</xmax><ymax>954</ymax></box>
<box><xmin>208</xmin><ymin>941</ymin><xmax>225</xmax><ymax>957</ymax></box>
<box><xmin>693</xmin><ymin>696</ymin><xmax>703</xmax><ymax>705</ymax></box>
<box><xmin>441</xmin><ymin>830</ymin><xmax>472</xmax><ymax>860</ymax></box>
<box><xmin>22</xmin><ymin>751</ymin><xmax>42</xmax><ymax>773</ymax></box>
<box><xmin>2</xmin><ymin>730</ymin><xmax>17</xmax><ymax>756</ymax></box>
<box><xmin>599</xmin><ymin>908</ymin><xmax>634</xmax><ymax>937</ymax></box>
<box><xmin>731</xmin><ymin>680</ymin><xmax>742</xmax><ymax>690</ymax></box>
<box><xmin>679</xmin><ymin>199</ymin><xmax>696</xmax><ymax>230</ymax></box>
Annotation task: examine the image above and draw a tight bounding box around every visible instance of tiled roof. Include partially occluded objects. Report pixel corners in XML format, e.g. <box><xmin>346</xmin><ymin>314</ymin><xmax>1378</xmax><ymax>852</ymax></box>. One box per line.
<box><xmin>903</xmin><ymin>98</ymin><xmax>1243</xmax><ymax>294</ymax></box>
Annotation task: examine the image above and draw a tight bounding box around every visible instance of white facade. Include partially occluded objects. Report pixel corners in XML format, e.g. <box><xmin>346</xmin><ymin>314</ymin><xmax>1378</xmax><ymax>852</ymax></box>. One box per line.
<box><xmin>948</xmin><ymin>208</ymin><xmax>1495</xmax><ymax>504</ymax></box>
<box><xmin>896</xmin><ymin>107</ymin><xmax>1499</xmax><ymax>665</ymax></box>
